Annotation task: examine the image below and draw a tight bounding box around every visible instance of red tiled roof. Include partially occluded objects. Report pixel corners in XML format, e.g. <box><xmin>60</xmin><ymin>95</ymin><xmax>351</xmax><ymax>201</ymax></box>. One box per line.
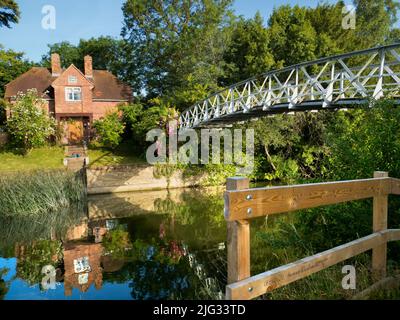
<box><xmin>4</xmin><ymin>67</ymin><xmax>55</xmax><ymax>99</ymax></box>
<box><xmin>4</xmin><ymin>67</ymin><xmax>132</xmax><ymax>101</ymax></box>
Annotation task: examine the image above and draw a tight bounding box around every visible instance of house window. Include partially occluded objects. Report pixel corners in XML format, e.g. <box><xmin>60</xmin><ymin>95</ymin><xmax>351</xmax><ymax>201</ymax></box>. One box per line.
<box><xmin>65</xmin><ymin>87</ymin><xmax>82</xmax><ymax>101</ymax></box>
<box><xmin>68</xmin><ymin>76</ymin><xmax>77</xmax><ymax>84</ymax></box>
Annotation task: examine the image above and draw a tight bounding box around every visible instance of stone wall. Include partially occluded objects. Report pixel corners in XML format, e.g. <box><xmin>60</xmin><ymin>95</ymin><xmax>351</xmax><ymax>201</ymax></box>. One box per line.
<box><xmin>86</xmin><ymin>165</ymin><xmax>209</xmax><ymax>195</ymax></box>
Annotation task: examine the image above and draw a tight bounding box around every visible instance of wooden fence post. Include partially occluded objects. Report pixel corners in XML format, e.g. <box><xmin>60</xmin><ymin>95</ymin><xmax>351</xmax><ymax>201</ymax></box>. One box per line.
<box><xmin>226</xmin><ymin>177</ymin><xmax>251</xmax><ymax>288</ymax></box>
<box><xmin>372</xmin><ymin>171</ymin><xmax>389</xmax><ymax>280</ymax></box>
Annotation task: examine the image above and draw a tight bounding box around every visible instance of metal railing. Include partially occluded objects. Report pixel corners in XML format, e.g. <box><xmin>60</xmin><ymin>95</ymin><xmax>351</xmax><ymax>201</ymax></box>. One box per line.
<box><xmin>180</xmin><ymin>43</ymin><xmax>400</xmax><ymax>128</ymax></box>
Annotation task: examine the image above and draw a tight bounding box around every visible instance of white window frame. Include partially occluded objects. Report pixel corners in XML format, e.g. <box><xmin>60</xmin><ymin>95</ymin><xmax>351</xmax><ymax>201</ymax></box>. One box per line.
<box><xmin>65</xmin><ymin>87</ymin><xmax>82</xmax><ymax>102</ymax></box>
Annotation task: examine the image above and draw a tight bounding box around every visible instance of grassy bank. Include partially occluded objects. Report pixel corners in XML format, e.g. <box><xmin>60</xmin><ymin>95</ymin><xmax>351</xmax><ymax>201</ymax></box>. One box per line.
<box><xmin>0</xmin><ymin>147</ymin><xmax>64</xmax><ymax>172</ymax></box>
<box><xmin>88</xmin><ymin>145</ymin><xmax>145</xmax><ymax>168</ymax></box>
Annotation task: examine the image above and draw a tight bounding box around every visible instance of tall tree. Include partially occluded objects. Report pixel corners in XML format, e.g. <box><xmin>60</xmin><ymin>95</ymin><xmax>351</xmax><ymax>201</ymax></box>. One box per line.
<box><xmin>0</xmin><ymin>0</ymin><xmax>19</xmax><ymax>28</ymax></box>
<box><xmin>268</xmin><ymin>5</ymin><xmax>317</xmax><ymax>68</ymax></box>
<box><xmin>121</xmin><ymin>0</ymin><xmax>234</xmax><ymax>109</ymax></box>
<box><xmin>0</xmin><ymin>46</ymin><xmax>33</xmax><ymax>97</ymax></box>
<box><xmin>222</xmin><ymin>12</ymin><xmax>274</xmax><ymax>85</ymax></box>
<box><xmin>41</xmin><ymin>37</ymin><xmax>133</xmax><ymax>90</ymax></box>
<box><xmin>42</xmin><ymin>37</ymin><xmax>127</xmax><ymax>73</ymax></box>
<box><xmin>353</xmin><ymin>0</ymin><xmax>400</xmax><ymax>48</ymax></box>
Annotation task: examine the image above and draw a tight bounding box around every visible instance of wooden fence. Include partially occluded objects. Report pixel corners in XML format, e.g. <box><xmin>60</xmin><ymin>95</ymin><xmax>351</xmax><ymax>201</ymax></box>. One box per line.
<box><xmin>225</xmin><ymin>172</ymin><xmax>400</xmax><ymax>300</ymax></box>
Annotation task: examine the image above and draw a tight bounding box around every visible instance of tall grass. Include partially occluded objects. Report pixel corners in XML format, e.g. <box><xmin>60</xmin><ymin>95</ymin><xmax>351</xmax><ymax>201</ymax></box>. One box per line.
<box><xmin>0</xmin><ymin>170</ymin><xmax>87</xmax><ymax>249</ymax></box>
<box><xmin>0</xmin><ymin>170</ymin><xmax>86</xmax><ymax>217</ymax></box>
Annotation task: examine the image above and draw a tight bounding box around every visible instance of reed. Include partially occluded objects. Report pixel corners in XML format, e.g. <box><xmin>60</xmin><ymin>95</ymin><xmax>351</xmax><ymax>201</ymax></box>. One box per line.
<box><xmin>0</xmin><ymin>170</ymin><xmax>86</xmax><ymax>218</ymax></box>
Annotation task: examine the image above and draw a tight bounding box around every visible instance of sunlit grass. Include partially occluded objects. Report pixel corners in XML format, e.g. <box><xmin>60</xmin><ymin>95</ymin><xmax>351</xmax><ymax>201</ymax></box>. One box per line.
<box><xmin>88</xmin><ymin>144</ymin><xmax>145</xmax><ymax>168</ymax></box>
<box><xmin>0</xmin><ymin>146</ymin><xmax>64</xmax><ymax>172</ymax></box>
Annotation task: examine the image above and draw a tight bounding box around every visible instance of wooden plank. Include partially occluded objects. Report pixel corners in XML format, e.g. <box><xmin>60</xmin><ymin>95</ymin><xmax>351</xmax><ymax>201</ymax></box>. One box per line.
<box><xmin>225</xmin><ymin>177</ymin><xmax>391</xmax><ymax>221</ymax></box>
<box><xmin>226</xmin><ymin>231</ymin><xmax>389</xmax><ymax>300</ymax></box>
<box><xmin>390</xmin><ymin>177</ymin><xmax>400</xmax><ymax>195</ymax></box>
<box><xmin>227</xmin><ymin>177</ymin><xmax>251</xmax><ymax>285</ymax></box>
<box><xmin>384</xmin><ymin>229</ymin><xmax>400</xmax><ymax>242</ymax></box>
<box><xmin>372</xmin><ymin>172</ymin><xmax>389</xmax><ymax>280</ymax></box>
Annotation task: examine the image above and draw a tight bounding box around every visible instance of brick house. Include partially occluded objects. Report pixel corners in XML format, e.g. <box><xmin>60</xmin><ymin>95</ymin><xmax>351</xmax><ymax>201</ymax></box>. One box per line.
<box><xmin>4</xmin><ymin>53</ymin><xmax>132</xmax><ymax>144</ymax></box>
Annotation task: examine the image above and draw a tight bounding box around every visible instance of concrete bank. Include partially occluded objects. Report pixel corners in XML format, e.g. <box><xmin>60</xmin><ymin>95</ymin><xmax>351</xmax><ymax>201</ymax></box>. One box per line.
<box><xmin>86</xmin><ymin>165</ymin><xmax>210</xmax><ymax>195</ymax></box>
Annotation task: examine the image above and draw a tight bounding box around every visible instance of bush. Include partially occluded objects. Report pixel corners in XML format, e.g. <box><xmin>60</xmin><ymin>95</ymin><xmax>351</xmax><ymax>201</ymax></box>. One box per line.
<box><xmin>93</xmin><ymin>112</ymin><xmax>125</xmax><ymax>149</ymax></box>
<box><xmin>0</xmin><ymin>98</ymin><xmax>7</xmax><ymax>125</ymax></box>
<box><xmin>6</xmin><ymin>89</ymin><xmax>56</xmax><ymax>154</ymax></box>
<box><xmin>119</xmin><ymin>101</ymin><xmax>177</xmax><ymax>152</ymax></box>
<box><xmin>290</xmin><ymin>100</ymin><xmax>400</xmax><ymax>256</ymax></box>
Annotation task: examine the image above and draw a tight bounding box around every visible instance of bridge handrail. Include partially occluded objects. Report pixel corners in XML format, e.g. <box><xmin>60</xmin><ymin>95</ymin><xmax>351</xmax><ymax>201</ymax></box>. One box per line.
<box><xmin>181</xmin><ymin>43</ymin><xmax>400</xmax><ymax>128</ymax></box>
<box><xmin>224</xmin><ymin>172</ymin><xmax>400</xmax><ymax>300</ymax></box>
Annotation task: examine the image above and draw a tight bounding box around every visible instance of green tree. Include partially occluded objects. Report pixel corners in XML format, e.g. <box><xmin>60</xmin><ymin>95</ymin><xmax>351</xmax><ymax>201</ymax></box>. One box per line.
<box><xmin>41</xmin><ymin>37</ymin><xmax>132</xmax><ymax>87</ymax></box>
<box><xmin>6</xmin><ymin>89</ymin><xmax>56</xmax><ymax>153</ymax></box>
<box><xmin>223</xmin><ymin>12</ymin><xmax>274</xmax><ymax>85</ymax></box>
<box><xmin>93</xmin><ymin>112</ymin><xmax>125</xmax><ymax>149</ymax></box>
<box><xmin>119</xmin><ymin>100</ymin><xmax>176</xmax><ymax>152</ymax></box>
<box><xmin>41</xmin><ymin>41</ymin><xmax>81</xmax><ymax>69</ymax></box>
<box><xmin>0</xmin><ymin>0</ymin><xmax>19</xmax><ymax>28</ymax></box>
<box><xmin>354</xmin><ymin>0</ymin><xmax>400</xmax><ymax>48</ymax></box>
<box><xmin>327</xmin><ymin>100</ymin><xmax>400</xmax><ymax>180</ymax></box>
<box><xmin>268</xmin><ymin>5</ymin><xmax>317</xmax><ymax>67</ymax></box>
<box><xmin>121</xmin><ymin>0</ymin><xmax>234</xmax><ymax>109</ymax></box>
<box><xmin>0</xmin><ymin>46</ymin><xmax>33</xmax><ymax>97</ymax></box>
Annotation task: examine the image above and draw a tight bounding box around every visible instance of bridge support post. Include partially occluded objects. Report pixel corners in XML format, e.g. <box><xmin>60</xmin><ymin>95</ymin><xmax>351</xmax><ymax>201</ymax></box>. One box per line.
<box><xmin>226</xmin><ymin>177</ymin><xmax>251</xmax><ymax>287</ymax></box>
<box><xmin>372</xmin><ymin>171</ymin><xmax>389</xmax><ymax>280</ymax></box>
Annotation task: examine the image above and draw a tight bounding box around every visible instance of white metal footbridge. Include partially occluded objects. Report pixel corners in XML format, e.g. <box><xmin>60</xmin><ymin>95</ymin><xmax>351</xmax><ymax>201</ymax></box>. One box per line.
<box><xmin>179</xmin><ymin>43</ymin><xmax>400</xmax><ymax>129</ymax></box>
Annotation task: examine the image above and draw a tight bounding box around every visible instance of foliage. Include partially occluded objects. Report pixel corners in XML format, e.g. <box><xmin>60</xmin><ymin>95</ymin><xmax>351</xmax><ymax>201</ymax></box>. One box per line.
<box><xmin>121</xmin><ymin>0</ymin><xmax>234</xmax><ymax>109</ymax></box>
<box><xmin>103</xmin><ymin>228</ymin><xmax>132</xmax><ymax>258</ymax></box>
<box><xmin>0</xmin><ymin>0</ymin><xmax>19</xmax><ymax>28</ymax></box>
<box><xmin>93</xmin><ymin>112</ymin><xmax>125</xmax><ymax>149</ymax></box>
<box><xmin>268</xmin><ymin>1</ymin><xmax>399</xmax><ymax>69</ymax></box>
<box><xmin>0</xmin><ymin>170</ymin><xmax>86</xmax><ymax>218</ymax></box>
<box><xmin>0</xmin><ymin>45</ymin><xmax>33</xmax><ymax>98</ymax></box>
<box><xmin>41</xmin><ymin>37</ymin><xmax>132</xmax><ymax>86</ymax></box>
<box><xmin>6</xmin><ymin>90</ymin><xmax>56</xmax><ymax>154</ymax></box>
<box><xmin>326</xmin><ymin>100</ymin><xmax>400</xmax><ymax>180</ymax></box>
<box><xmin>0</xmin><ymin>98</ymin><xmax>6</xmax><ymax>124</ymax></box>
<box><xmin>251</xmin><ymin>112</ymin><xmax>330</xmax><ymax>183</ymax></box>
<box><xmin>119</xmin><ymin>101</ymin><xmax>176</xmax><ymax>152</ymax></box>
<box><xmin>16</xmin><ymin>240</ymin><xmax>62</xmax><ymax>287</ymax></box>
<box><xmin>223</xmin><ymin>12</ymin><xmax>274</xmax><ymax>85</ymax></box>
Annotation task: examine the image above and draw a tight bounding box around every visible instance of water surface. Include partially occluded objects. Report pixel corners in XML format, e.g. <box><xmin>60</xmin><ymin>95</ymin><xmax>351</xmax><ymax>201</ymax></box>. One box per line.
<box><xmin>1</xmin><ymin>187</ymin><xmax>260</xmax><ymax>300</ymax></box>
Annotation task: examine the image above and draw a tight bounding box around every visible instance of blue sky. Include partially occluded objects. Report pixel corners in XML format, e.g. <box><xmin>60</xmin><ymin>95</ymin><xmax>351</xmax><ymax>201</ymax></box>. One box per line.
<box><xmin>0</xmin><ymin>0</ymin><xmax>394</xmax><ymax>62</ymax></box>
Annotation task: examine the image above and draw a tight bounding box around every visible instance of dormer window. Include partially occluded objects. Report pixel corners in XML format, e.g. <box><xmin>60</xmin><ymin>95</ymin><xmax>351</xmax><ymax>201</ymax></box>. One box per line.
<box><xmin>68</xmin><ymin>75</ymin><xmax>78</xmax><ymax>84</ymax></box>
<box><xmin>65</xmin><ymin>87</ymin><xmax>82</xmax><ymax>101</ymax></box>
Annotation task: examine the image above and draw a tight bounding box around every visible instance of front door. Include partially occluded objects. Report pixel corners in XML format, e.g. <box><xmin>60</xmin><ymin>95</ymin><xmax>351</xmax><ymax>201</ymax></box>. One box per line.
<box><xmin>68</xmin><ymin>119</ymin><xmax>84</xmax><ymax>145</ymax></box>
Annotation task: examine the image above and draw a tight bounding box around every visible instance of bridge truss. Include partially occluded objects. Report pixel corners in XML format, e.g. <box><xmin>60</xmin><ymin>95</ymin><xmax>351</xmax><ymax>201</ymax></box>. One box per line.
<box><xmin>179</xmin><ymin>43</ymin><xmax>400</xmax><ymax>129</ymax></box>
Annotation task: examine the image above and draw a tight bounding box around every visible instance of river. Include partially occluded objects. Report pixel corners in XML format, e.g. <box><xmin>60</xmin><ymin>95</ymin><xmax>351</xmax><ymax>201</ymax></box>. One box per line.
<box><xmin>0</xmin><ymin>186</ymin><xmax>279</xmax><ymax>300</ymax></box>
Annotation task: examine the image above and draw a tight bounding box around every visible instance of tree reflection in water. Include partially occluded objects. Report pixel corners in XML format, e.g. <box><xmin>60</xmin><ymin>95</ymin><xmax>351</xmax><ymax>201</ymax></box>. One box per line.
<box><xmin>0</xmin><ymin>187</ymin><xmax>229</xmax><ymax>300</ymax></box>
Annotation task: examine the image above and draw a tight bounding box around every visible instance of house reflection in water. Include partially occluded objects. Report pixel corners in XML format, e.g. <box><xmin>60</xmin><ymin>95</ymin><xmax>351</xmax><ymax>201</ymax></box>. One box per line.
<box><xmin>63</xmin><ymin>242</ymin><xmax>103</xmax><ymax>296</ymax></box>
<box><xmin>62</xmin><ymin>219</ymin><xmax>113</xmax><ymax>296</ymax></box>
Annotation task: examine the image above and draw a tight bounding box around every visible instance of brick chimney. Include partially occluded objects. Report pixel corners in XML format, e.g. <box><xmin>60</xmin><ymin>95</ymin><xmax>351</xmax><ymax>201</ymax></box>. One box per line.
<box><xmin>51</xmin><ymin>53</ymin><xmax>62</xmax><ymax>76</ymax></box>
<box><xmin>84</xmin><ymin>55</ymin><xmax>93</xmax><ymax>78</ymax></box>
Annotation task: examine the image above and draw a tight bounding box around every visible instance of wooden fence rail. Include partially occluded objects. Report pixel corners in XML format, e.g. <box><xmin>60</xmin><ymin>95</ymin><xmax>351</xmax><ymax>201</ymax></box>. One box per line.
<box><xmin>225</xmin><ymin>172</ymin><xmax>400</xmax><ymax>300</ymax></box>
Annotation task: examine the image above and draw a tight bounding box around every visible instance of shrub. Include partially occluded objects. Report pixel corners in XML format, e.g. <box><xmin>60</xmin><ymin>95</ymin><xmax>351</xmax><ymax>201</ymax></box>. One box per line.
<box><xmin>6</xmin><ymin>89</ymin><xmax>56</xmax><ymax>154</ymax></box>
<box><xmin>0</xmin><ymin>98</ymin><xmax>7</xmax><ymax>125</ymax></box>
<box><xmin>93</xmin><ymin>112</ymin><xmax>125</xmax><ymax>149</ymax></box>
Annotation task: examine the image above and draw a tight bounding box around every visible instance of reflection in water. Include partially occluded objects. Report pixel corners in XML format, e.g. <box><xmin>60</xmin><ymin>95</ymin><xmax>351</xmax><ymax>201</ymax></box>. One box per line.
<box><xmin>0</xmin><ymin>187</ymin><xmax>229</xmax><ymax>300</ymax></box>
